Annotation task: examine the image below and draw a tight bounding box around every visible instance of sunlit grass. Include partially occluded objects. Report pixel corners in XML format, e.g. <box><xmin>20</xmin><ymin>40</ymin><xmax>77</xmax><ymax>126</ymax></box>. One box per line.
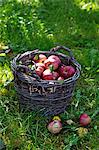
<box><xmin>0</xmin><ymin>46</ymin><xmax>98</xmax><ymax>149</ymax></box>
<box><xmin>74</xmin><ymin>0</ymin><xmax>99</xmax><ymax>10</ymax></box>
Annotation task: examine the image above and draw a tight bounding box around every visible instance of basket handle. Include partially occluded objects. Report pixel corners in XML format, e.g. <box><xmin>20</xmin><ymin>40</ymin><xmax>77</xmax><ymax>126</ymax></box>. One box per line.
<box><xmin>50</xmin><ymin>46</ymin><xmax>81</xmax><ymax>70</ymax></box>
<box><xmin>50</xmin><ymin>45</ymin><xmax>73</xmax><ymax>57</ymax></box>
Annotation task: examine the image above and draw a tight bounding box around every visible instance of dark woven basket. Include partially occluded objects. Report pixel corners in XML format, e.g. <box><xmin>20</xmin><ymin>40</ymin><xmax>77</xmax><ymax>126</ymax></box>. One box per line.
<box><xmin>11</xmin><ymin>46</ymin><xmax>81</xmax><ymax>116</ymax></box>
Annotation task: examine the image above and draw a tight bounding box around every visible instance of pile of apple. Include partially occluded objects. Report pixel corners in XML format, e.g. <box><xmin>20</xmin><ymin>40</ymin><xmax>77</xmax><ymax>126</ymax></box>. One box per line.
<box><xmin>32</xmin><ymin>54</ymin><xmax>76</xmax><ymax>80</ymax></box>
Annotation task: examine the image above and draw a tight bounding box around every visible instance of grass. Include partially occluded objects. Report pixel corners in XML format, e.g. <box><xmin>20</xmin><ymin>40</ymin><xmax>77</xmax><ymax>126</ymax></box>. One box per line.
<box><xmin>0</xmin><ymin>0</ymin><xmax>99</xmax><ymax>150</ymax></box>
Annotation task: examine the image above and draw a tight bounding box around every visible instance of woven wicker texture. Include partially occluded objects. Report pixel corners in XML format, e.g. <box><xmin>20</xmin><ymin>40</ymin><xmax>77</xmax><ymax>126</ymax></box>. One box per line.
<box><xmin>11</xmin><ymin>46</ymin><xmax>81</xmax><ymax>116</ymax></box>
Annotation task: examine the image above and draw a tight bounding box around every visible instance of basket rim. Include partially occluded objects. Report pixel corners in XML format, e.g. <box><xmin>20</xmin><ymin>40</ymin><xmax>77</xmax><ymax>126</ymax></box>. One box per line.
<box><xmin>11</xmin><ymin>49</ymin><xmax>81</xmax><ymax>85</ymax></box>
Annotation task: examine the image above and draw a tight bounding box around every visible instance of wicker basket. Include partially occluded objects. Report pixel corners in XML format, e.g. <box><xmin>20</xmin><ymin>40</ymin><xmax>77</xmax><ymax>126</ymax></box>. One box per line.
<box><xmin>11</xmin><ymin>46</ymin><xmax>81</xmax><ymax>116</ymax></box>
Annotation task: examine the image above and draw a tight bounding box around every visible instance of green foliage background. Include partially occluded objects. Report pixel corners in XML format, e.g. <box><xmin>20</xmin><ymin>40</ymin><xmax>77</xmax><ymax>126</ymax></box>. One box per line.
<box><xmin>0</xmin><ymin>0</ymin><xmax>99</xmax><ymax>52</ymax></box>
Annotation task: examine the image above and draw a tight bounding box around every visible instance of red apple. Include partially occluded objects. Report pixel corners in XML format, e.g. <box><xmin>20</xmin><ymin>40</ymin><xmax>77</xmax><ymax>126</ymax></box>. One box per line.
<box><xmin>35</xmin><ymin>63</ymin><xmax>45</xmax><ymax>77</ymax></box>
<box><xmin>42</xmin><ymin>69</ymin><xmax>59</xmax><ymax>80</ymax></box>
<box><xmin>58</xmin><ymin>65</ymin><xmax>68</xmax><ymax>78</ymax></box>
<box><xmin>48</xmin><ymin>55</ymin><xmax>61</xmax><ymax>64</ymax></box>
<box><xmin>53</xmin><ymin>72</ymin><xmax>59</xmax><ymax>79</ymax></box>
<box><xmin>38</xmin><ymin>54</ymin><xmax>47</xmax><ymax>63</ymax></box>
<box><xmin>47</xmin><ymin>120</ymin><xmax>62</xmax><ymax>134</ymax></box>
<box><xmin>36</xmin><ymin>67</ymin><xmax>44</xmax><ymax>77</ymax></box>
<box><xmin>44</xmin><ymin>58</ymin><xmax>59</xmax><ymax>70</ymax></box>
<box><xmin>44</xmin><ymin>55</ymin><xmax>61</xmax><ymax>70</ymax></box>
<box><xmin>42</xmin><ymin>69</ymin><xmax>53</xmax><ymax>80</ymax></box>
<box><xmin>33</xmin><ymin>54</ymin><xmax>47</xmax><ymax>63</ymax></box>
<box><xmin>58</xmin><ymin>76</ymin><xmax>64</xmax><ymax>80</ymax></box>
<box><xmin>36</xmin><ymin>63</ymin><xmax>45</xmax><ymax>68</ymax></box>
<box><xmin>65</xmin><ymin>66</ymin><xmax>75</xmax><ymax>77</ymax></box>
<box><xmin>58</xmin><ymin>65</ymin><xmax>75</xmax><ymax>79</ymax></box>
<box><xmin>79</xmin><ymin>113</ymin><xmax>91</xmax><ymax>126</ymax></box>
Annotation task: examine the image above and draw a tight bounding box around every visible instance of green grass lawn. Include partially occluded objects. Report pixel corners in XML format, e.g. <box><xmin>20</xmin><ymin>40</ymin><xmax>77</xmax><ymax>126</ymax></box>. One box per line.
<box><xmin>0</xmin><ymin>0</ymin><xmax>99</xmax><ymax>150</ymax></box>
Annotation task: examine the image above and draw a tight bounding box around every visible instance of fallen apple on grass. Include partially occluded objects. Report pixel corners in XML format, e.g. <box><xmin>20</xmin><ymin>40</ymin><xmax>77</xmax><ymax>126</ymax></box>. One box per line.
<box><xmin>47</xmin><ymin>117</ymin><xmax>62</xmax><ymax>134</ymax></box>
<box><xmin>79</xmin><ymin>113</ymin><xmax>91</xmax><ymax>126</ymax></box>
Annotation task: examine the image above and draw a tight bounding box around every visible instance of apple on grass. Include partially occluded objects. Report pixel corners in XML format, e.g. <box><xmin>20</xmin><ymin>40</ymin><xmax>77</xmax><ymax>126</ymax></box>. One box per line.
<box><xmin>79</xmin><ymin>113</ymin><xmax>91</xmax><ymax>126</ymax></box>
<box><xmin>47</xmin><ymin>120</ymin><xmax>62</xmax><ymax>134</ymax></box>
